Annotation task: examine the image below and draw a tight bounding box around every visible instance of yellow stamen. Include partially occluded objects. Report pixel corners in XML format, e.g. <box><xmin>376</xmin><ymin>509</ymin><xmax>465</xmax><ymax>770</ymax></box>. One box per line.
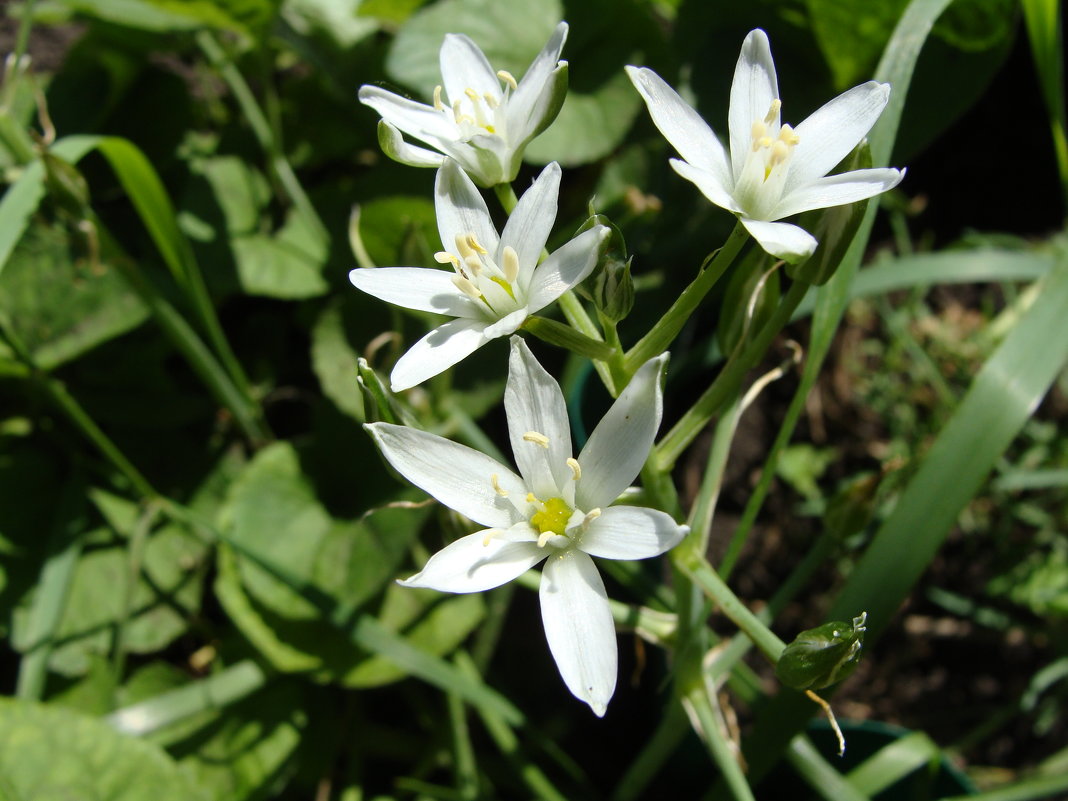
<box><xmin>433</xmin><ymin>85</ymin><xmax>444</xmax><ymax>111</ymax></box>
<box><xmin>756</xmin><ymin>136</ymin><xmax>773</xmax><ymax>151</ymax></box>
<box><xmin>455</xmin><ymin>233</ymin><xmax>475</xmax><ymax>260</ymax></box>
<box><xmin>464</xmin><ymin>88</ymin><xmax>480</xmax><ymax>102</ymax></box>
<box><xmin>523</xmin><ymin>431</ymin><xmax>550</xmax><ymax>448</ymax></box>
<box><xmin>483</xmin><ymin>92</ymin><xmax>499</xmax><ymax>109</ymax></box>
<box><xmin>581</xmin><ymin>508</ymin><xmax>602</xmax><ymax>529</ymax></box>
<box><xmin>434</xmin><ymin>250</ymin><xmax>459</xmax><ymax>266</ymax></box>
<box><xmin>452</xmin><ymin>275</ymin><xmax>481</xmax><ymax>299</ymax></box>
<box><xmin>770</xmin><ymin>140</ymin><xmax>790</xmax><ymax>166</ymax></box>
<box><xmin>537</xmin><ymin>531</ymin><xmax>554</xmax><ymax>548</ymax></box>
<box><xmin>763</xmin><ymin>98</ymin><xmax>782</xmax><ymax>124</ymax></box>
<box><xmin>464</xmin><ymin>255</ymin><xmax>484</xmax><ymax>275</ymax></box>
<box><xmin>482</xmin><ymin>529</ymin><xmax>500</xmax><ymax>546</ymax></box>
<box><xmin>779</xmin><ymin>123</ymin><xmax>800</xmax><ymax>146</ymax></box>
<box><xmin>502</xmin><ymin>246</ymin><xmax>519</xmax><ymax>283</ymax></box>
<box><xmin>751</xmin><ymin>120</ymin><xmax>767</xmax><ymax>142</ymax></box>
<box><xmin>466</xmin><ymin>234</ymin><xmax>488</xmax><ymax>255</ymax></box>
<box><xmin>491</xmin><ymin>474</ymin><xmax>509</xmax><ymax>497</ymax></box>
<box><xmin>497</xmin><ymin>70</ymin><xmax>518</xmax><ymax>90</ymax></box>
<box><xmin>567</xmin><ymin>458</ymin><xmax>581</xmax><ymax>480</ymax></box>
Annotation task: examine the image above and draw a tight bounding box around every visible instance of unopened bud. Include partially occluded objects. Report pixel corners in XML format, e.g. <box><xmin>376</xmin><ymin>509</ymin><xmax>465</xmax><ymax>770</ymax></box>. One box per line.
<box><xmin>775</xmin><ymin>612</ymin><xmax>867</xmax><ymax>691</ymax></box>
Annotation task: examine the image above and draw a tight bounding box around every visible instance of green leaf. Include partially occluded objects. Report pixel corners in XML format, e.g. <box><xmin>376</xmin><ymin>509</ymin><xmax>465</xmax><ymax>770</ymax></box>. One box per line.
<box><xmin>56</xmin><ymin>0</ymin><xmax>278</xmax><ymax>35</ymax></box>
<box><xmin>0</xmin><ymin>697</ymin><xmax>210</xmax><ymax>801</ymax></box>
<box><xmin>310</xmin><ymin>301</ymin><xmax>366</xmax><ymax>421</ymax></box>
<box><xmin>232</xmin><ymin>209</ymin><xmax>329</xmax><ymax>299</ymax></box>
<box><xmin>0</xmin><ymin>218</ymin><xmax>149</xmax><ymax>369</ymax></box>
<box><xmin>0</xmin><ymin>160</ymin><xmax>47</xmax><ymax>280</ymax></box>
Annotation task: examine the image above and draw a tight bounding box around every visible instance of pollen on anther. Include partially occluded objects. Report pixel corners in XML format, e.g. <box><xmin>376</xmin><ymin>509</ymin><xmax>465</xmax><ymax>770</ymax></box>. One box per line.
<box><xmin>483</xmin><ymin>92</ymin><xmax>499</xmax><ymax>108</ymax></box>
<box><xmin>566</xmin><ymin>457</ymin><xmax>581</xmax><ymax>480</ymax></box>
<box><xmin>763</xmin><ymin>98</ymin><xmax>782</xmax><ymax>124</ymax></box>
<box><xmin>497</xmin><ymin>70</ymin><xmax>518</xmax><ymax>90</ymax></box>
<box><xmin>523</xmin><ymin>431</ymin><xmax>550</xmax><ymax>448</ymax></box>
<box><xmin>751</xmin><ymin>121</ymin><xmax>767</xmax><ymax>142</ymax></box>
<box><xmin>491</xmin><ymin>474</ymin><xmax>509</xmax><ymax>497</ymax></box>
<box><xmin>464</xmin><ymin>88</ymin><xmax>480</xmax><ymax>102</ymax></box>
<box><xmin>466</xmin><ymin>234</ymin><xmax>488</xmax><ymax>255</ymax></box>
<box><xmin>434</xmin><ymin>251</ymin><xmax>459</xmax><ymax>266</ymax></box>
<box><xmin>452</xmin><ymin>275</ymin><xmax>481</xmax><ymax>299</ymax></box>
<box><xmin>433</xmin><ymin>85</ymin><xmax>444</xmax><ymax>111</ymax></box>
<box><xmin>582</xmin><ymin>508</ymin><xmax>602</xmax><ymax>528</ymax></box>
<box><xmin>502</xmin><ymin>246</ymin><xmax>519</xmax><ymax>283</ymax></box>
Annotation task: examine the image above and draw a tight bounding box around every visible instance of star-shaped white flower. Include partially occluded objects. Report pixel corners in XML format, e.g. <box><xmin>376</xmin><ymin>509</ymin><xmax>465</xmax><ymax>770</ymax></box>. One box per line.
<box><xmin>359</xmin><ymin>22</ymin><xmax>569</xmax><ymax>187</ymax></box>
<box><xmin>367</xmin><ymin>337</ymin><xmax>688</xmax><ymax>716</ymax></box>
<box><xmin>626</xmin><ymin>29</ymin><xmax>905</xmax><ymax>262</ymax></box>
<box><xmin>349</xmin><ymin>160</ymin><xmax>607</xmax><ymax>391</ymax></box>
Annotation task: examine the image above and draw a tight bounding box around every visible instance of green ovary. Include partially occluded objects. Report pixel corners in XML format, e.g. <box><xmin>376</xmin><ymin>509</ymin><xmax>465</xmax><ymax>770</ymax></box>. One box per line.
<box><xmin>531</xmin><ymin>497</ymin><xmax>572</xmax><ymax>537</ymax></box>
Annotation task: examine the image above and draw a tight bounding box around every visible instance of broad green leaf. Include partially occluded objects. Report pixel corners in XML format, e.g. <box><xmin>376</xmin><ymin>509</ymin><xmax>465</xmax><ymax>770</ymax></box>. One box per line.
<box><xmin>359</xmin><ymin>0</ymin><xmax>427</xmax><ymax>24</ymax></box>
<box><xmin>0</xmin><ymin>219</ymin><xmax>149</xmax><ymax>369</ymax></box>
<box><xmin>187</xmin><ymin>155</ymin><xmax>272</xmax><ymax>238</ymax></box>
<box><xmin>386</xmin><ymin>0</ymin><xmax>562</xmax><ymax>96</ymax></box>
<box><xmin>0</xmin><ymin>698</ymin><xmax>210</xmax><ymax>801</ymax></box>
<box><xmin>0</xmin><ymin>160</ymin><xmax>47</xmax><ymax>280</ymax></box>
<box><xmin>286</xmin><ymin>0</ymin><xmax>379</xmax><ymax>47</ymax></box>
<box><xmin>56</xmin><ymin>0</ymin><xmax>277</xmax><ymax>35</ymax></box>
<box><xmin>310</xmin><ymin>301</ymin><xmax>366</xmax><ymax>421</ymax></box>
<box><xmin>232</xmin><ymin>209</ymin><xmax>329</xmax><ymax>299</ymax></box>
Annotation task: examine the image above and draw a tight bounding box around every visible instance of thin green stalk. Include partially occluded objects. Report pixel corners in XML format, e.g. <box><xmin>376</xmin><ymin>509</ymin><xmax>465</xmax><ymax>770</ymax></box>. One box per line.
<box><xmin>681</xmin><ymin>679</ymin><xmax>756</xmax><ymax>801</ymax></box>
<box><xmin>446</xmin><ymin>681</ymin><xmax>479</xmax><ymax>801</ymax></box>
<box><xmin>786</xmin><ymin>736</ymin><xmax>872</xmax><ymax>801</ymax></box>
<box><xmin>677</xmin><ymin>555</ymin><xmax>786</xmax><ymax>663</ymax></box>
<box><xmin>493</xmin><ymin>182</ymin><xmax>518</xmax><ymax>214</ymax></box>
<box><xmin>656</xmin><ymin>279</ymin><xmax>808</xmax><ymax>470</ymax></box>
<box><xmin>0</xmin><ymin>0</ymin><xmax>35</xmax><ymax>107</ymax></box>
<box><xmin>111</xmin><ymin>502</ymin><xmax>160</xmax><ymax>690</ymax></box>
<box><xmin>195</xmin><ymin>32</ymin><xmax>327</xmax><ymax>243</ymax></box>
<box><xmin>624</xmin><ymin>222</ymin><xmax>748</xmax><ymax>375</ymax></box>
<box><xmin>523</xmin><ymin>315</ymin><xmax>615</xmax><ymax>360</ymax></box>
<box><xmin>687</xmin><ymin>396</ymin><xmax>744</xmax><ymax>557</ymax></box>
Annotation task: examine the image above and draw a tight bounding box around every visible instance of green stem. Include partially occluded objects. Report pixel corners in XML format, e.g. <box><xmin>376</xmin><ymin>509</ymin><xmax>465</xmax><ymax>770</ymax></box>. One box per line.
<box><xmin>681</xmin><ymin>677</ymin><xmax>757</xmax><ymax>801</ymax></box>
<box><xmin>195</xmin><ymin>32</ymin><xmax>327</xmax><ymax>243</ymax></box>
<box><xmin>676</xmin><ymin>552</ymin><xmax>786</xmax><ymax>663</ymax></box>
<box><xmin>493</xmin><ymin>182</ymin><xmax>518</xmax><ymax>213</ymax></box>
<box><xmin>655</xmin><ymin>279</ymin><xmax>808</xmax><ymax>470</ymax></box>
<box><xmin>624</xmin><ymin>222</ymin><xmax>748</xmax><ymax>375</ymax></box>
<box><xmin>523</xmin><ymin>315</ymin><xmax>615</xmax><ymax>360</ymax></box>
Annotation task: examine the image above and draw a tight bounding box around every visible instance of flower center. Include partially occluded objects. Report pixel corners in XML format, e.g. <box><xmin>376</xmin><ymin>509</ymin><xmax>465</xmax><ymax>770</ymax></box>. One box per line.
<box><xmin>734</xmin><ymin>99</ymin><xmax>800</xmax><ymax>219</ymax></box>
<box><xmin>435</xmin><ymin>233</ymin><xmax>522</xmax><ymax>316</ymax></box>
<box><xmin>433</xmin><ymin>70</ymin><xmax>516</xmax><ymax>142</ymax></box>
<box><xmin>530</xmin><ymin>496</ymin><xmax>572</xmax><ymax>537</ymax></box>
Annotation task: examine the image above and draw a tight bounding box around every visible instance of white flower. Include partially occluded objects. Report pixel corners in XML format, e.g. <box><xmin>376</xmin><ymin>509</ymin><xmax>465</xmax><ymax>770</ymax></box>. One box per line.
<box><xmin>359</xmin><ymin>22</ymin><xmax>569</xmax><ymax>187</ymax></box>
<box><xmin>349</xmin><ymin>160</ymin><xmax>607</xmax><ymax>391</ymax></box>
<box><xmin>366</xmin><ymin>337</ymin><xmax>688</xmax><ymax>715</ymax></box>
<box><xmin>626</xmin><ymin>29</ymin><xmax>905</xmax><ymax>262</ymax></box>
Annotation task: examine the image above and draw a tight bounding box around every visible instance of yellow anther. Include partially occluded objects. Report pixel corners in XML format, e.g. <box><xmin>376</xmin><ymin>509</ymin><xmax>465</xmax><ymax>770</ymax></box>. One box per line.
<box><xmin>433</xmin><ymin>85</ymin><xmax>444</xmax><ymax>111</ymax></box>
<box><xmin>751</xmin><ymin>120</ymin><xmax>767</xmax><ymax>142</ymax></box>
<box><xmin>491</xmin><ymin>474</ymin><xmax>509</xmax><ymax>497</ymax></box>
<box><xmin>455</xmin><ymin>233</ymin><xmax>475</xmax><ymax>260</ymax></box>
<box><xmin>483</xmin><ymin>92</ymin><xmax>499</xmax><ymax>108</ymax></box>
<box><xmin>770</xmin><ymin>140</ymin><xmax>790</xmax><ymax>165</ymax></box>
<box><xmin>502</xmin><ymin>246</ymin><xmax>519</xmax><ymax>283</ymax></box>
<box><xmin>763</xmin><ymin>98</ymin><xmax>782</xmax><ymax>124</ymax></box>
<box><xmin>465</xmin><ymin>87</ymin><xmax>480</xmax><ymax>102</ymax></box>
<box><xmin>779</xmin><ymin>123</ymin><xmax>800</xmax><ymax>145</ymax></box>
<box><xmin>756</xmin><ymin>136</ymin><xmax>773</xmax><ymax>151</ymax></box>
<box><xmin>464</xmin><ymin>255</ymin><xmax>484</xmax><ymax>275</ymax></box>
<box><xmin>434</xmin><ymin>250</ymin><xmax>459</xmax><ymax>266</ymax></box>
<box><xmin>452</xmin><ymin>99</ymin><xmax>464</xmax><ymax>118</ymax></box>
<box><xmin>452</xmin><ymin>275</ymin><xmax>482</xmax><ymax>299</ymax></box>
<box><xmin>523</xmin><ymin>431</ymin><xmax>550</xmax><ymax>448</ymax></box>
<box><xmin>497</xmin><ymin>70</ymin><xmax>518</xmax><ymax>90</ymax></box>
<box><xmin>581</xmin><ymin>508</ymin><xmax>602</xmax><ymax>528</ymax></box>
<box><xmin>567</xmin><ymin>458</ymin><xmax>581</xmax><ymax>480</ymax></box>
<box><xmin>537</xmin><ymin>531</ymin><xmax>554</xmax><ymax>547</ymax></box>
<box><xmin>466</xmin><ymin>234</ymin><xmax>488</xmax><ymax>255</ymax></box>
<box><xmin>482</xmin><ymin>529</ymin><xmax>500</xmax><ymax>546</ymax></box>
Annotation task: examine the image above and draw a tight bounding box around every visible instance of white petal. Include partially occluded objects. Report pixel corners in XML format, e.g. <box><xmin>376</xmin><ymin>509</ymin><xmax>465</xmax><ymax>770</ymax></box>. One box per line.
<box><xmin>505</xmin><ymin>337</ymin><xmax>573</xmax><ymax>499</ymax></box>
<box><xmin>670</xmin><ymin>158</ymin><xmax>742</xmax><ymax>214</ymax></box>
<box><xmin>375</xmin><ymin>120</ymin><xmax>448</xmax><ymax>168</ymax></box>
<box><xmin>435</xmin><ymin>160</ymin><xmax>501</xmax><ymax>259</ymax></box>
<box><xmin>729</xmin><ymin>29</ymin><xmax>779</xmax><ymax>181</ymax></box>
<box><xmin>391</xmin><ymin>318</ymin><xmax>490</xmax><ymax>391</ymax></box>
<box><xmin>539</xmin><ymin>550</ymin><xmax>617</xmax><ymax>716</ymax></box>
<box><xmin>578</xmin><ymin>506</ymin><xmax>688</xmax><ymax>560</ymax></box>
<box><xmin>359</xmin><ymin>86</ymin><xmax>457</xmax><ymax>142</ymax></box>
<box><xmin>773</xmin><ymin>167</ymin><xmax>905</xmax><ymax>219</ymax></box>
<box><xmin>525</xmin><ymin>226</ymin><xmax>608</xmax><ymax>312</ymax></box>
<box><xmin>500</xmin><ymin>163</ymin><xmax>560</xmax><ymax>287</ymax></box>
<box><xmin>508</xmin><ymin>22</ymin><xmax>569</xmax><ymax>139</ymax></box>
<box><xmin>366</xmin><ymin>422</ymin><xmax>526</xmax><ymax>528</ymax></box>
<box><xmin>399</xmin><ymin>524</ymin><xmax>544</xmax><ymax>593</ymax></box>
<box><xmin>739</xmin><ymin>217</ymin><xmax>817</xmax><ymax>263</ymax></box>
<box><xmin>787</xmin><ymin>82</ymin><xmax>891</xmax><ymax>192</ymax></box>
<box><xmin>348</xmin><ymin>267</ymin><xmax>482</xmax><ymax>318</ymax></box>
<box><xmin>577</xmin><ymin>354</ymin><xmax>666</xmax><ymax>510</ymax></box>
<box><xmin>625</xmin><ymin>66</ymin><xmax>733</xmax><ymax>189</ymax></box>
<box><xmin>481</xmin><ymin>308</ymin><xmax>529</xmax><ymax>339</ymax></box>
<box><xmin>440</xmin><ymin>33</ymin><xmax>500</xmax><ymax>107</ymax></box>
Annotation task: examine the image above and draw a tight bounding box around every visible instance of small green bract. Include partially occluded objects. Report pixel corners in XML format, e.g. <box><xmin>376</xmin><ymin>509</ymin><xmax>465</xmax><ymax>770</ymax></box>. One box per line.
<box><xmin>775</xmin><ymin>612</ymin><xmax>868</xmax><ymax>691</ymax></box>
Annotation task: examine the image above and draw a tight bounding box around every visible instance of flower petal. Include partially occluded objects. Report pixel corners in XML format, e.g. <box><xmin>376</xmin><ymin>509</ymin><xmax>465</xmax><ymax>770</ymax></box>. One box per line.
<box><xmin>787</xmin><ymin>81</ymin><xmax>891</xmax><ymax>192</ymax></box>
<box><xmin>348</xmin><ymin>267</ymin><xmax>482</xmax><ymax>318</ymax></box>
<box><xmin>578</xmin><ymin>505</ymin><xmax>688</xmax><ymax>560</ymax></box>
<box><xmin>729</xmin><ymin>29</ymin><xmax>779</xmax><ymax>181</ymax></box>
<box><xmin>739</xmin><ymin>217</ymin><xmax>817</xmax><ymax>263</ymax></box>
<box><xmin>398</xmin><ymin>524</ymin><xmax>544</xmax><ymax>593</ymax></box>
<box><xmin>391</xmin><ymin>317</ymin><xmax>490</xmax><ymax>391</ymax></box>
<box><xmin>440</xmin><ymin>33</ymin><xmax>500</xmax><ymax>107</ymax></box>
<box><xmin>366</xmin><ymin>422</ymin><xmax>527</xmax><ymax>528</ymax></box>
<box><xmin>359</xmin><ymin>86</ymin><xmax>457</xmax><ymax>142</ymax></box>
<box><xmin>375</xmin><ymin>120</ymin><xmax>448</xmax><ymax>168</ymax></box>
<box><xmin>670</xmin><ymin>158</ymin><xmax>743</xmax><ymax>214</ymax></box>
<box><xmin>500</xmin><ymin>162</ymin><xmax>560</xmax><ymax>287</ymax></box>
<box><xmin>435</xmin><ymin>160</ymin><xmax>500</xmax><ymax>258</ymax></box>
<box><xmin>505</xmin><ymin>337</ymin><xmax>573</xmax><ymax>499</ymax></box>
<box><xmin>577</xmin><ymin>354</ymin><xmax>666</xmax><ymax>510</ymax></box>
<box><xmin>625</xmin><ymin>66</ymin><xmax>732</xmax><ymax>190</ymax></box>
<box><xmin>525</xmin><ymin>226</ymin><xmax>608</xmax><ymax>312</ymax></box>
<box><xmin>539</xmin><ymin>550</ymin><xmax>617</xmax><ymax>716</ymax></box>
<box><xmin>482</xmin><ymin>308</ymin><xmax>529</xmax><ymax>339</ymax></box>
<box><xmin>508</xmin><ymin>22</ymin><xmax>569</xmax><ymax>140</ymax></box>
<box><xmin>773</xmin><ymin>167</ymin><xmax>905</xmax><ymax>219</ymax></box>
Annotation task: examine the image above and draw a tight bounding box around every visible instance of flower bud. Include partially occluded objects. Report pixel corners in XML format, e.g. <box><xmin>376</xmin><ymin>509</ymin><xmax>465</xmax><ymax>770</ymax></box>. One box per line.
<box><xmin>575</xmin><ymin>213</ymin><xmax>633</xmax><ymax>322</ymax></box>
<box><xmin>775</xmin><ymin>612</ymin><xmax>867</xmax><ymax>691</ymax></box>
